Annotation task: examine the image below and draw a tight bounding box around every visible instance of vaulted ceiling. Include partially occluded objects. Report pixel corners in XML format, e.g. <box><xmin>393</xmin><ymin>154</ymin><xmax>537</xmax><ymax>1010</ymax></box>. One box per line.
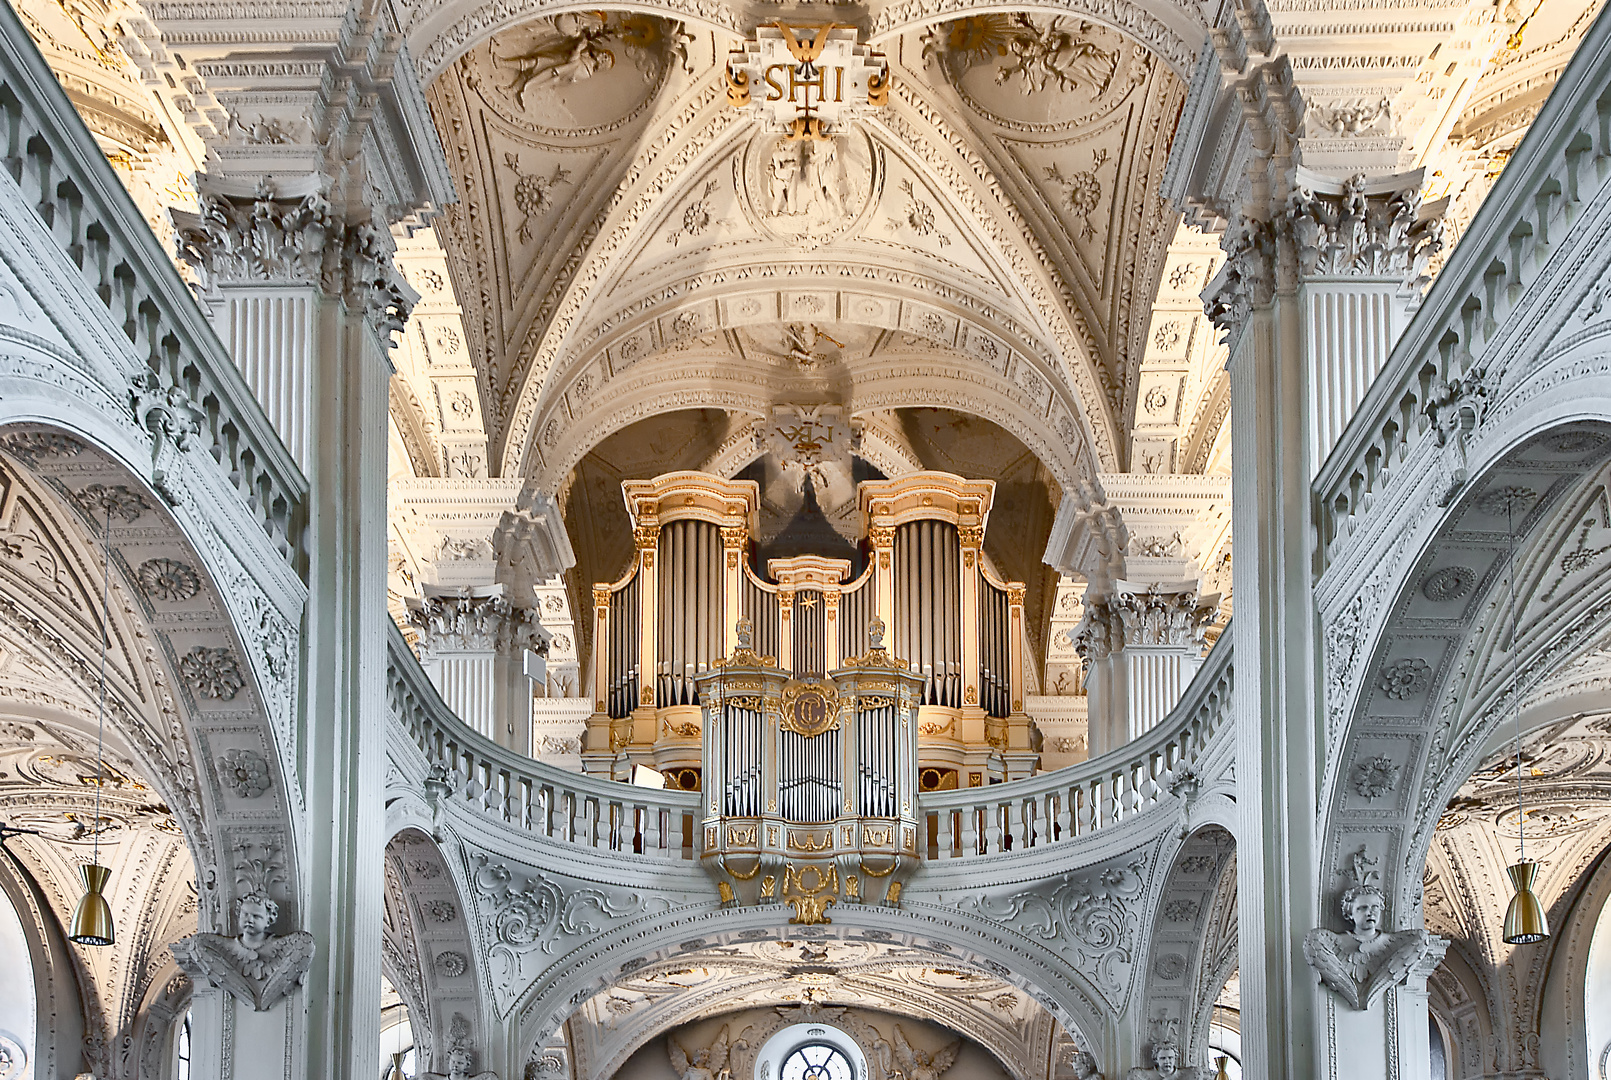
<box><xmin>418</xmin><ymin>11</ymin><xmax>1192</xmax><ymax>486</ymax></box>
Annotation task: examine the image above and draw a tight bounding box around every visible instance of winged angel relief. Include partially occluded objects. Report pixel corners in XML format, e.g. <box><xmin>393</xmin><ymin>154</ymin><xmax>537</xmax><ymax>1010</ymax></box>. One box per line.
<box><xmin>668</xmin><ymin>1025</ymin><xmax>730</xmax><ymax>1080</ymax></box>
<box><xmin>170</xmin><ymin>844</ymin><xmax>315</xmax><ymax>1011</ymax></box>
<box><xmin>497</xmin><ymin>12</ymin><xmax>692</xmax><ymax>107</ymax></box>
<box><xmin>1302</xmin><ymin>853</ymin><xmax>1447</xmax><ymax>1009</ymax></box>
<box><xmin>920</xmin><ymin>14</ymin><xmax>1119</xmax><ymax>98</ymax></box>
<box><xmin>893</xmin><ymin>1025</ymin><xmax>962</xmax><ymax>1080</ymax></box>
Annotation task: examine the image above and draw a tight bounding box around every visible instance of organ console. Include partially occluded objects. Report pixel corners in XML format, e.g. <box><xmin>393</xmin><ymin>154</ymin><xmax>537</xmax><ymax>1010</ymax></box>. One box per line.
<box><xmin>582</xmin><ymin>470</ymin><xmax>1035</xmax><ymax>911</ymax></box>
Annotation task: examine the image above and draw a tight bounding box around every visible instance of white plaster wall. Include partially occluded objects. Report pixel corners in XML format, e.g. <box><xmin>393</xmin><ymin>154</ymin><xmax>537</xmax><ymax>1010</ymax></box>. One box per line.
<box><xmin>1585</xmin><ymin>896</ymin><xmax>1611</xmax><ymax>1079</ymax></box>
<box><xmin>0</xmin><ymin>885</ymin><xmax>36</xmax><ymax>1080</ymax></box>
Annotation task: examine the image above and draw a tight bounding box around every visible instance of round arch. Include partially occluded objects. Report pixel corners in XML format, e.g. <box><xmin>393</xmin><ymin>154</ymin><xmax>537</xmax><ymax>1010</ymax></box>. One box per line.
<box><xmin>560</xmin><ymin>943</ymin><xmax>1069</xmax><ymax>1079</ymax></box>
<box><xmin>496</xmin><ymin>897</ymin><xmax>1114</xmax><ymax>1077</ymax></box>
<box><xmin>0</xmin><ymin>425</ymin><xmax>303</xmax><ymax>934</ymax></box>
<box><xmin>1135</xmin><ymin>826</ymin><xmax>1237</xmax><ymax>1071</ymax></box>
<box><xmin>532</xmin><ymin>348</ymin><xmax>1090</xmax><ymax>497</ymax></box>
<box><xmin>1320</xmin><ymin>421</ymin><xmax>1611</xmax><ymax>934</ymax></box>
<box><xmin>382</xmin><ymin>824</ymin><xmax>492</xmax><ymax>1078</ymax></box>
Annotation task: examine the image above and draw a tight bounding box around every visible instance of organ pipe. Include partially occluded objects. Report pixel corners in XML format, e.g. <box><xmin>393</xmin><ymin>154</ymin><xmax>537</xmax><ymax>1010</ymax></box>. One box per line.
<box><xmin>595</xmin><ymin>471</ymin><xmax>1033</xmax><ymax>809</ymax></box>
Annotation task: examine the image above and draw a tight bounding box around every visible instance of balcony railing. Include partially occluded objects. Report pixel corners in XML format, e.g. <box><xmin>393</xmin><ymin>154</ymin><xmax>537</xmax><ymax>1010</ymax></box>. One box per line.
<box><xmin>0</xmin><ymin>1</ymin><xmax>306</xmax><ymax>568</ymax></box>
<box><xmin>388</xmin><ymin>614</ymin><xmax>1232</xmax><ymax>866</ymax></box>
<box><xmin>916</xmin><ymin>634</ymin><xmax>1232</xmax><ymax>860</ymax></box>
<box><xmin>388</xmin><ymin>624</ymin><xmax>702</xmax><ymax>860</ymax></box>
<box><xmin>1313</xmin><ymin>5</ymin><xmax>1611</xmax><ymax>576</ymax></box>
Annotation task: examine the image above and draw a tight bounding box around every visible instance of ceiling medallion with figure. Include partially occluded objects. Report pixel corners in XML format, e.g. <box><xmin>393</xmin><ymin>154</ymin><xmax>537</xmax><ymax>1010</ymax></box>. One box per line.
<box><xmin>737</xmin><ymin>126</ymin><xmax>882</xmax><ymax>250</ymax></box>
<box><xmin>726</xmin><ymin>24</ymin><xmax>889</xmax><ymax>142</ymax></box>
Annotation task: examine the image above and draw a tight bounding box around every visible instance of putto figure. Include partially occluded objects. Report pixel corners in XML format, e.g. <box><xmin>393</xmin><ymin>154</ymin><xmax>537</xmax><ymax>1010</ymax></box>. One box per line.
<box><xmin>668</xmin><ymin>1025</ymin><xmax>730</xmax><ymax>1080</ymax></box>
<box><xmin>169</xmin><ymin>890</ymin><xmax>315</xmax><ymax>1011</ymax></box>
<box><xmin>1125</xmin><ymin>1040</ymin><xmax>1199</xmax><ymax>1079</ymax></box>
<box><xmin>1303</xmin><ymin>875</ymin><xmax>1447</xmax><ymax>1010</ymax></box>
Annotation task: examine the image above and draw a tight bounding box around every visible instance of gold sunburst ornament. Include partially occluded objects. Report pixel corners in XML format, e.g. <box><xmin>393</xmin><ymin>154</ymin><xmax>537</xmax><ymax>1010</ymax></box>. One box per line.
<box><xmin>1498</xmin><ymin>499</ymin><xmax>1548</xmax><ymax>945</ymax></box>
<box><xmin>70</xmin><ymin>506</ymin><xmax>116</xmax><ymax>946</ymax></box>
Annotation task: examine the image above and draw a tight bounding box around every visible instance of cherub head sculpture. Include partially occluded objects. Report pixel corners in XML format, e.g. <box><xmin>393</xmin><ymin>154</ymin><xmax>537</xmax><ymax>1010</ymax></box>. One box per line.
<box><xmin>1151</xmin><ymin>1041</ymin><xmax>1180</xmax><ymax>1075</ymax></box>
<box><xmin>1070</xmin><ymin>1048</ymin><xmax>1099</xmax><ymax>1078</ymax></box>
<box><xmin>1340</xmin><ymin>884</ymin><xmax>1386</xmax><ymax>938</ymax></box>
<box><xmin>235</xmin><ymin>891</ymin><xmax>279</xmax><ymax>945</ymax></box>
<box><xmin>446</xmin><ymin>1044</ymin><xmax>475</xmax><ymax>1077</ymax></box>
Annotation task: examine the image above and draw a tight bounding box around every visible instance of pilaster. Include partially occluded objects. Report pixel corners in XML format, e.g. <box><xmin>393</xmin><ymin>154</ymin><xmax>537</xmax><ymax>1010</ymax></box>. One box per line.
<box><xmin>161</xmin><ymin>8</ymin><xmax>451</xmax><ymax>1068</ymax></box>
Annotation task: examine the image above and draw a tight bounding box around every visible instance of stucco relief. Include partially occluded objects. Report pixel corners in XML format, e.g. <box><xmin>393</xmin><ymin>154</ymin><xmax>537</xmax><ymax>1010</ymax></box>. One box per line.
<box><xmin>958</xmin><ymin>851</ymin><xmax>1151</xmax><ymax>1006</ymax></box>
<box><xmin>171</xmin><ymin>842</ymin><xmax>315</xmax><ymax>1011</ymax></box>
<box><xmin>465</xmin><ymin>850</ymin><xmax>674</xmax><ymax>1011</ymax></box>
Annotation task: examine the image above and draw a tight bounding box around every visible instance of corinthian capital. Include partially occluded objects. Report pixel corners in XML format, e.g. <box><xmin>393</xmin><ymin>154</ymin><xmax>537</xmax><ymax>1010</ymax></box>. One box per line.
<box><xmin>172</xmin><ymin>181</ymin><xmax>416</xmax><ymax>335</ymax></box>
<box><xmin>407</xmin><ymin>588</ymin><xmax>550</xmax><ymax>660</ymax></box>
<box><xmin>1281</xmin><ymin>170</ymin><xmax>1446</xmax><ymax>287</ymax></box>
<box><xmin>1073</xmin><ymin>587</ymin><xmax>1218</xmax><ymax>660</ymax></box>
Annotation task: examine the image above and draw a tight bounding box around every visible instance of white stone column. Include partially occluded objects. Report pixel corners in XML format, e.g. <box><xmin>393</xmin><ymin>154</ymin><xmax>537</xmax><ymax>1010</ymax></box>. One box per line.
<box><xmin>1047</xmin><ymin>475</ymin><xmax>1228</xmax><ymax>756</ymax></box>
<box><xmin>1073</xmin><ymin>587</ymin><xmax>1216</xmax><ymax>755</ymax></box>
<box><xmin>409</xmin><ymin>587</ymin><xmax>549</xmax><ymax>753</ymax></box>
<box><xmin>165</xmin><ymin>82</ymin><xmax>444</xmax><ymax>1080</ymax></box>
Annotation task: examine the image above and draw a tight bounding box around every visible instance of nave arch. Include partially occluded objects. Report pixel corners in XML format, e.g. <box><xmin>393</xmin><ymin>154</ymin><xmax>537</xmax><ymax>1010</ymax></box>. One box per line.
<box><xmin>380</xmin><ymin>815</ymin><xmax>492</xmax><ymax>1077</ymax></box>
<box><xmin>399</xmin><ymin>0</ymin><xmax>1210</xmax><ymax>97</ymax></box>
<box><xmin>0</xmin><ymin>419</ymin><xmax>304</xmax><ymax>1077</ymax></box>
<box><xmin>393</xmin><ymin>784</ymin><xmax>1216</xmax><ymax>1079</ymax></box>
<box><xmin>1315</xmin><ymin>303</ymin><xmax>1611</xmax><ymax>1071</ymax></box>
<box><xmin>538</xmin><ymin>350</ymin><xmax>1088</xmax><ymax>504</ymax></box>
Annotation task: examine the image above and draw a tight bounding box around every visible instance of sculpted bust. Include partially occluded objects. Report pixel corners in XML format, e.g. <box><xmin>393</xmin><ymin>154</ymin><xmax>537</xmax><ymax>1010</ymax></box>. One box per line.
<box><xmin>1125</xmin><ymin>1041</ymin><xmax>1199</xmax><ymax>1080</ymax></box>
<box><xmin>1303</xmin><ymin>884</ymin><xmax>1448</xmax><ymax>1010</ymax></box>
<box><xmin>1070</xmin><ymin>1048</ymin><xmax>1104</xmax><ymax>1079</ymax></box>
<box><xmin>170</xmin><ymin>892</ymin><xmax>315</xmax><ymax>1011</ymax></box>
<box><xmin>419</xmin><ymin>1044</ymin><xmax>496</xmax><ymax>1080</ymax></box>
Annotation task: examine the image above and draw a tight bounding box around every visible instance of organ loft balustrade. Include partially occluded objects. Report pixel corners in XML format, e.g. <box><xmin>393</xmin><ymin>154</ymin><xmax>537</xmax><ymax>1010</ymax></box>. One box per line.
<box><xmin>581</xmin><ymin>469</ymin><xmax>1037</xmax><ymax>840</ymax></box>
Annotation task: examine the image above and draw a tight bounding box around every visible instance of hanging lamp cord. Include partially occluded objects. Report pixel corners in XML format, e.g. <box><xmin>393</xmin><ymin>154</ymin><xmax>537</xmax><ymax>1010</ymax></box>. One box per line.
<box><xmin>89</xmin><ymin>505</ymin><xmax>112</xmax><ymax>868</ymax></box>
<box><xmin>1505</xmin><ymin>500</ymin><xmax>1526</xmax><ymax>865</ymax></box>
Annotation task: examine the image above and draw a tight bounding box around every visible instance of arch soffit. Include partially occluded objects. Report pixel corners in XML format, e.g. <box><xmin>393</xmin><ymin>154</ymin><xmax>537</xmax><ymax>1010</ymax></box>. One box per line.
<box><xmin>531</xmin><ymin>347</ymin><xmax>1088</xmax><ymax>494</ymax></box>
<box><xmin>566</xmin><ymin>951</ymin><xmax>1059</xmax><ymax>1080</ymax></box>
<box><xmin>383</xmin><ymin>822</ymin><xmax>489</xmax><ymax>1073</ymax></box>
<box><xmin>495</xmin><ymin>73</ymin><xmax>1121</xmax><ymax>479</ymax></box>
<box><xmin>1319</xmin><ymin>414</ymin><xmax>1611</xmax><ymax>928</ymax></box>
<box><xmin>0</xmin><ymin>425</ymin><xmax>304</xmax><ymax>935</ymax></box>
<box><xmin>1135</xmin><ymin>827</ymin><xmax>1236</xmax><ymax>1065</ymax></box>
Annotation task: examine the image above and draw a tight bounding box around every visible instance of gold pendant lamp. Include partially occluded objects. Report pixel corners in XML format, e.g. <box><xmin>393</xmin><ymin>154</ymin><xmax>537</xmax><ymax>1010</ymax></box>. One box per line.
<box><xmin>1498</xmin><ymin>500</ymin><xmax>1548</xmax><ymax>946</ymax></box>
<box><xmin>69</xmin><ymin>506</ymin><xmax>115</xmax><ymax>946</ymax></box>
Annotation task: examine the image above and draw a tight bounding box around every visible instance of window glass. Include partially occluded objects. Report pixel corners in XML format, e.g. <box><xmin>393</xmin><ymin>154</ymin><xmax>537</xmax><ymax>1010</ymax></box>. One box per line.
<box><xmin>175</xmin><ymin>1010</ymin><xmax>192</xmax><ymax>1080</ymax></box>
<box><xmin>781</xmin><ymin>1042</ymin><xmax>855</xmax><ymax>1080</ymax></box>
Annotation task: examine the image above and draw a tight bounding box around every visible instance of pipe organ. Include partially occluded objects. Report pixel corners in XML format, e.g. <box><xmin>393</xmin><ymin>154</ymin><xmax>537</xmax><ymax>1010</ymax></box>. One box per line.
<box><xmin>584</xmin><ymin>470</ymin><xmax>1036</xmax><ymax>909</ymax></box>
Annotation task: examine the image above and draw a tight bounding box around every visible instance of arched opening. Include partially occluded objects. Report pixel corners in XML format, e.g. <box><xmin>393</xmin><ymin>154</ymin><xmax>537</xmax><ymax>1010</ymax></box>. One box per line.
<box><xmin>0</xmin><ymin>878</ymin><xmax>35</xmax><ymax>1079</ymax></box>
